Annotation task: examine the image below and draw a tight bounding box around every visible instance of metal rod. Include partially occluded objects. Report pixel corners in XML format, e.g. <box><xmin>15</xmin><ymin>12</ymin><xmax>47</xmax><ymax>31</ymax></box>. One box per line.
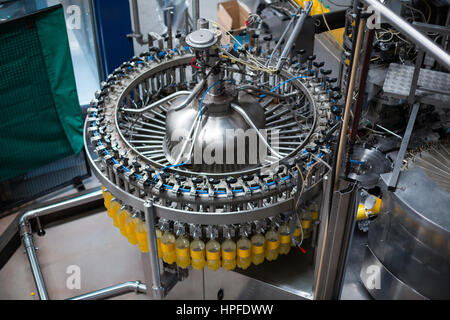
<box><xmin>387</xmin><ymin>102</ymin><xmax>420</xmax><ymax>190</ymax></box>
<box><xmin>334</xmin><ymin>19</ymin><xmax>366</xmax><ymax>190</ymax></box>
<box><xmin>192</xmin><ymin>0</ymin><xmax>199</xmax><ymax>31</ymax></box>
<box><xmin>129</xmin><ymin>0</ymin><xmax>147</xmax><ymax>45</ymax></box>
<box><xmin>144</xmin><ymin>200</ymin><xmax>164</xmax><ymax>299</ymax></box>
<box><xmin>231</xmin><ymin>103</ymin><xmax>283</xmax><ymax>159</ymax></box>
<box><xmin>122</xmin><ymin>90</ymin><xmax>191</xmax><ymax>113</ymax></box>
<box><xmin>18</xmin><ymin>189</ymin><xmax>103</xmax><ymax>300</ymax></box>
<box><xmin>276</xmin><ymin>1</ymin><xmax>313</xmax><ymax>71</ymax></box>
<box><xmin>68</xmin><ymin>281</ymin><xmax>147</xmax><ymax>300</ymax></box>
<box><xmin>350</xmin><ymin>28</ymin><xmax>375</xmax><ymax>144</ymax></box>
<box><xmin>361</xmin><ymin>0</ymin><xmax>450</xmax><ymax>70</ymax></box>
<box><xmin>165</xmin><ymin>7</ymin><xmax>174</xmax><ymax>50</ymax></box>
<box><xmin>265</xmin><ymin>11</ymin><xmax>297</xmax><ymax>67</ymax></box>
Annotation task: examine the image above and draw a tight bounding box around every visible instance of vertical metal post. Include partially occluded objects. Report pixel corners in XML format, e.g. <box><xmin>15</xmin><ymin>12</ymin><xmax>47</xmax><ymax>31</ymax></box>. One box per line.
<box><xmin>143</xmin><ymin>200</ymin><xmax>164</xmax><ymax>299</ymax></box>
<box><xmin>165</xmin><ymin>7</ymin><xmax>174</xmax><ymax>50</ymax></box>
<box><xmin>334</xmin><ymin>18</ymin><xmax>366</xmax><ymax>189</ymax></box>
<box><xmin>192</xmin><ymin>0</ymin><xmax>199</xmax><ymax>31</ymax></box>
<box><xmin>313</xmin><ymin>181</ymin><xmax>358</xmax><ymax>299</ymax></box>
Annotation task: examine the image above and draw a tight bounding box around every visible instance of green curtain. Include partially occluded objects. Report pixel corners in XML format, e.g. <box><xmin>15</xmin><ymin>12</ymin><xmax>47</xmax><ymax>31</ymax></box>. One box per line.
<box><xmin>0</xmin><ymin>7</ymin><xmax>83</xmax><ymax>182</ymax></box>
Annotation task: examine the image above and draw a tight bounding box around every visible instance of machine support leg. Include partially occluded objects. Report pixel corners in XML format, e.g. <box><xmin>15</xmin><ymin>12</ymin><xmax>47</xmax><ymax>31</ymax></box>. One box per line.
<box><xmin>143</xmin><ymin>200</ymin><xmax>164</xmax><ymax>299</ymax></box>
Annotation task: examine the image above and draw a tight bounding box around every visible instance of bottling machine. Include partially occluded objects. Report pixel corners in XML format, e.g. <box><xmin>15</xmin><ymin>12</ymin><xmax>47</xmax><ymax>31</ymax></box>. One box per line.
<box><xmin>12</xmin><ymin>0</ymin><xmax>450</xmax><ymax>300</ymax></box>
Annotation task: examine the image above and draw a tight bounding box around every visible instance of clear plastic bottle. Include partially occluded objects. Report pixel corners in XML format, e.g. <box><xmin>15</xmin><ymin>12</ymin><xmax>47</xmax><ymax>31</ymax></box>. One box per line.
<box><xmin>265</xmin><ymin>228</ymin><xmax>280</xmax><ymax>261</ymax></box>
<box><xmin>190</xmin><ymin>237</ymin><xmax>206</xmax><ymax>270</ymax></box>
<box><xmin>175</xmin><ymin>232</ymin><xmax>191</xmax><ymax>269</ymax></box>
<box><xmin>161</xmin><ymin>230</ymin><xmax>176</xmax><ymax>264</ymax></box>
<box><xmin>278</xmin><ymin>223</ymin><xmax>291</xmax><ymax>255</ymax></box>
<box><xmin>135</xmin><ymin>222</ymin><xmax>149</xmax><ymax>252</ymax></box>
<box><xmin>124</xmin><ymin>216</ymin><xmax>139</xmax><ymax>245</ymax></box>
<box><xmin>117</xmin><ymin>208</ymin><xmax>131</xmax><ymax>236</ymax></box>
<box><xmin>155</xmin><ymin>227</ymin><xmax>162</xmax><ymax>258</ymax></box>
<box><xmin>102</xmin><ymin>186</ymin><xmax>113</xmax><ymax>210</ymax></box>
<box><xmin>251</xmin><ymin>232</ymin><xmax>265</xmax><ymax>265</ymax></box>
<box><xmin>108</xmin><ymin>200</ymin><xmax>121</xmax><ymax>225</ymax></box>
<box><xmin>221</xmin><ymin>238</ymin><xmax>237</xmax><ymax>271</ymax></box>
<box><xmin>236</xmin><ymin>235</ymin><xmax>252</xmax><ymax>270</ymax></box>
<box><xmin>206</xmin><ymin>238</ymin><xmax>221</xmax><ymax>271</ymax></box>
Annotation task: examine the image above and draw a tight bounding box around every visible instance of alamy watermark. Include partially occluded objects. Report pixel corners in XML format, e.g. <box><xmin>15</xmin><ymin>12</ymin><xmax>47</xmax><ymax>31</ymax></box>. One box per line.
<box><xmin>66</xmin><ymin>265</ymin><xmax>81</xmax><ymax>290</ymax></box>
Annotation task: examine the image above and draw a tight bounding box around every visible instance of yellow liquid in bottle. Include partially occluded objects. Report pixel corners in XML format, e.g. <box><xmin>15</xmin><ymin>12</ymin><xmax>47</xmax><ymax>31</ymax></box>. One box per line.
<box><xmin>135</xmin><ymin>222</ymin><xmax>149</xmax><ymax>252</ymax></box>
<box><xmin>251</xmin><ymin>233</ymin><xmax>265</xmax><ymax>265</ymax></box>
<box><xmin>190</xmin><ymin>238</ymin><xmax>206</xmax><ymax>270</ymax></box>
<box><xmin>156</xmin><ymin>228</ymin><xmax>162</xmax><ymax>258</ymax></box>
<box><xmin>221</xmin><ymin>238</ymin><xmax>237</xmax><ymax>271</ymax></box>
<box><xmin>302</xmin><ymin>219</ymin><xmax>312</xmax><ymax>239</ymax></box>
<box><xmin>265</xmin><ymin>229</ymin><xmax>280</xmax><ymax>261</ymax></box>
<box><xmin>236</xmin><ymin>237</ymin><xmax>252</xmax><ymax>270</ymax></box>
<box><xmin>206</xmin><ymin>239</ymin><xmax>221</xmax><ymax>271</ymax></box>
<box><xmin>161</xmin><ymin>231</ymin><xmax>176</xmax><ymax>264</ymax></box>
<box><xmin>108</xmin><ymin>200</ymin><xmax>121</xmax><ymax>225</ymax></box>
<box><xmin>117</xmin><ymin>209</ymin><xmax>130</xmax><ymax>236</ymax></box>
<box><xmin>175</xmin><ymin>235</ymin><xmax>191</xmax><ymax>269</ymax></box>
<box><xmin>124</xmin><ymin>216</ymin><xmax>139</xmax><ymax>245</ymax></box>
<box><xmin>278</xmin><ymin>224</ymin><xmax>291</xmax><ymax>255</ymax></box>
<box><xmin>102</xmin><ymin>188</ymin><xmax>113</xmax><ymax>210</ymax></box>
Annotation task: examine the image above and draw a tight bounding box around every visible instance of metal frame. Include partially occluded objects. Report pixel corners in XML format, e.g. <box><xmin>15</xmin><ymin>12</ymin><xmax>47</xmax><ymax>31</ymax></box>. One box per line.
<box><xmin>17</xmin><ymin>189</ymin><xmax>149</xmax><ymax>300</ymax></box>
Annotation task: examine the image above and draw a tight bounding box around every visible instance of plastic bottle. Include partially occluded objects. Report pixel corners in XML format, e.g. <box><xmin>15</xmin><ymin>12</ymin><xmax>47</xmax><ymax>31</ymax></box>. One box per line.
<box><xmin>251</xmin><ymin>232</ymin><xmax>265</xmax><ymax>265</ymax></box>
<box><xmin>108</xmin><ymin>200</ymin><xmax>121</xmax><ymax>225</ymax></box>
<box><xmin>265</xmin><ymin>228</ymin><xmax>280</xmax><ymax>261</ymax></box>
<box><xmin>206</xmin><ymin>238</ymin><xmax>221</xmax><ymax>271</ymax></box>
<box><xmin>102</xmin><ymin>186</ymin><xmax>113</xmax><ymax>210</ymax></box>
<box><xmin>124</xmin><ymin>216</ymin><xmax>139</xmax><ymax>245</ymax></box>
<box><xmin>117</xmin><ymin>208</ymin><xmax>131</xmax><ymax>235</ymax></box>
<box><xmin>190</xmin><ymin>237</ymin><xmax>206</xmax><ymax>270</ymax></box>
<box><xmin>221</xmin><ymin>237</ymin><xmax>237</xmax><ymax>271</ymax></box>
<box><xmin>278</xmin><ymin>223</ymin><xmax>291</xmax><ymax>255</ymax></box>
<box><xmin>135</xmin><ymin>222</ymin><xmax>149</xmax><ymax>252</ymax></box>
<box><xmin>236</xmin><ymin>235</ymin><xmax>252</xmax><ymax>270</ymax></box>
<box><xmin>175</xmin><ymin>232</ymin><xmax>191</xmax><ymax>269</ymax></box>
<box><xmin>161</xmin><ymin>230</ymin><xmax>176</xmax><ymax>264</ymax></box>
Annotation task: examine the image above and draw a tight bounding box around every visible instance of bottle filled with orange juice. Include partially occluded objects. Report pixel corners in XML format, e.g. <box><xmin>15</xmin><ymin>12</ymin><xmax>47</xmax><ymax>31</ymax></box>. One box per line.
<box><xmin>135</xmin><ymin>221</ymin><xmax>149</xmax><ymax>253</ymax></box>
<box><xmin>221</xmin><ymin>228</ymin><xmax>236</xmax><ymax>271</ymax></box>
<box><xmin>160</xmin><ymin>222</ymin><xmax>176</xmax><ymax>264</ymax></box>
<box><xmin>278</xmin><ymin>222</ymin><xmax>292</xmax><ymax>255</ymax></box>
<box><xmin>265</xmin><ymin>226</ymin><xmax>280</xmax><ymax>261</ymax></box>
<box><xmin>236</xmin><ymin>226</ymin><xmax>252</xmax><ymax>270</ymax></box>
<box><xmin>251</xmin><ymin>222</ymin><xmax>266</xmax><ymax>265</ymax></box>
<box><xmin>175</xmin><ymin>223</ymin><xmax>190</xmax><ymax>269</ymax></box>
<box><xmin>205</xmin><ymin>226</ymin><xmax>221</xmax><ymax>271</ymax></box>
<box><xmin>190</xmin><ymin>225</ymin><xmax>205</xmax><ymax>270</ymax></box>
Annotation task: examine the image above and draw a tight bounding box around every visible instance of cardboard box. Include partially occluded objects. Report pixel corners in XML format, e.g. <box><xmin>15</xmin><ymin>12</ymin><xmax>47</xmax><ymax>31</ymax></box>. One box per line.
<box><xmin>217</xmin><ymin>0</ymin><xmax>250</xmax><ymax>44</ymax></box>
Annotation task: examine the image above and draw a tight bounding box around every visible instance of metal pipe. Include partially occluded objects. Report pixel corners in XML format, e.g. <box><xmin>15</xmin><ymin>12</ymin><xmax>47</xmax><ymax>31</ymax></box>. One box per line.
<box><xmin>265</xmin><ymin>11</ymin><xmax>297</xmax><ymax>67</ymax></box>
<box><xmin>174</xmin><ymin>79</ymin><xmax>206</xmax><ymax>110</ymax></box>
<box><xmin>68</xmin><ymin>281</ymin><xmax>147</xmax><ymax>300</ymax></box>
<box><xmin>361</xmin><ymin>0</ymin><xmax>450</xmax><ymax>70</ymax></box>
<box><xmin>231</xmin><ymin>103</ymin><xmax>283</xmax><ymax>159</ymax></box>
<box><xmin>165</xmin><ymin>7</ymin><xmax>174</xmax><ymax>50</ymax></box>
<box><xmin>122</xmin><ymin>90</ymin><xmax>192</xmax><ymax>113</ymax></box>
<box><xmin>349</xmin><ymin>28</ymin><xmax>375</xmax><ymax>144</ymax></box>
<box><xmin>192</xmin><ymin>0</ymin><xmax>199</xmax><ymax>31</ymax></box>
<box><xmin>129</xmin><ymin>0</ymin><xmax>147</xmax><ymax>45</ymax></box>
<box><xmin>144</xmin><ymin>201</ymin><xmax>164</xmax><ymax>299</ymax></box>
<box><xmin>276</xmin><ymin>1</ymin><xmax>313</xmax><ymax>71</ymax></box>
<box><xmin>334</xmin><ymin>19</ymin><xmax>366</xmax><ymax>190</ymax></box>
<box><xmin>18</xmin><ymin>189</ymin><xmax>103</xmax><ymax>300</ymax></box>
